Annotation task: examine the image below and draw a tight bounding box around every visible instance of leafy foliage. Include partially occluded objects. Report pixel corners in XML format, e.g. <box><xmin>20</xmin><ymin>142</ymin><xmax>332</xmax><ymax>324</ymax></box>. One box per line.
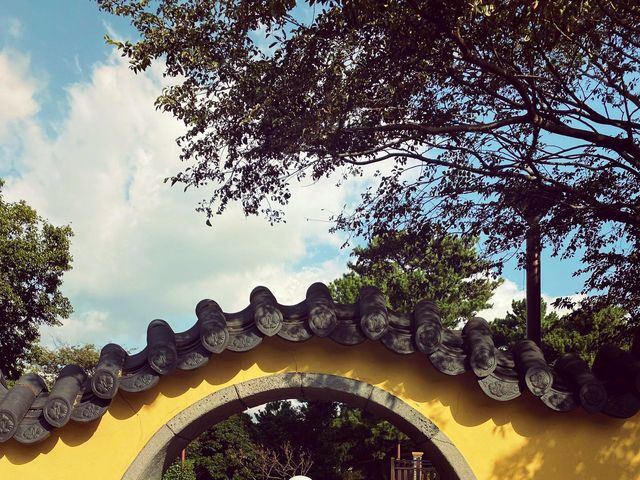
<box><xmin>0</xmin><ymin>180</ymin><xmax>73</xmax><ymax>379</ymax></box>
<box><xmin>163</xmin><ymin>400</ymin><xmax>418</xmax><ymax>480</ymax></box>
<box><xmin>20</xmin><ymin>343</ymin><xmax>100</xmax><ymax>386</ymax></box>
<box><xmin>329</xmin><ymin>233</ymin><xmax>500</xmax><ymax>327</ymax></box>
<box><xmin>164</xmin><ymin>460</ymin><xmax>197</xmax><ymax>480</ymax></box>
<box><xmin>97</xmin><ymin>0</ymin><xmax>640</xmax><ymax>317</ymax></box>
<box><xmin>187</xmin><ymin>412</ymin><xmax>258</xmax><ymax>479</ymax></box>
<box><xmin>548</xmin><ymin>305</ymin><xmax>633</xmax><ymax>365</ymax></box>
<box><xmin>492</xmin><ymin>299</ymin><xmax>631</xmax><ymax>364</ymax></box>
<box><xmin>314</xmin><ymin>404</ymin><xmax>415</xmax><ymax>480</ymax></box>
<box><xmin>253</xmin><ymin>400</ymin><xmax>306</xmax><ymax>450</ymax></box>
<box><xmin>492</xmin><ymin>299</ymin><xmax>559</xmax><ymax>356</ymax></box>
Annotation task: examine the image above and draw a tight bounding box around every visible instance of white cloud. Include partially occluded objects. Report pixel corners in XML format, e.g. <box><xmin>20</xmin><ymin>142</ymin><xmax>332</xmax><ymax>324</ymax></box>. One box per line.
<box><xmin>0</xmin><ymin>17</ymin><xmax>22</xmax><ymax>39</ymax></box>
<box><xmin>38</xmin><ymin>311</ymin><xmax>112</xmax><ymax>347</ymax></box>
<box><xmin>8</xmin><ymin>19</ymin><xmax>22</xmax><ymax>38</ymax></box>
<box><xmin>4</xmin><ymin>47</ymin><xmax>583</xmax><ymax>354</ymax></box>
<box><xmin>2</xmin><ymin>52</ymin><xmax>356</xmax><ymax>349</ymax></box>
<box><xmin>0</xmin><ymin>50</ymin><xmax>39</xmax><ymax>139</ymax></box>
<box><xmin>478</xmin><ymin>278</ymin><xmax>584</xmax><ymax>322</ymax></box>
<box><xmin>73</xmin><ymin>54</ymin><xmax>83</xmax><ymax>76</ymax></box>
<box><xmin>478</xmin><ymin>278</ymin><xmax>526</xmax><ymax>321</ymax></box>
<box><xmin>177</xmin><ymin>259</ymin><xmax>349</xmax><ymax>311</ymax></box>
<box><xmin>101</xmin><ymin>20</ymin><xmax>121</xmax><ymax>44</ymax></box>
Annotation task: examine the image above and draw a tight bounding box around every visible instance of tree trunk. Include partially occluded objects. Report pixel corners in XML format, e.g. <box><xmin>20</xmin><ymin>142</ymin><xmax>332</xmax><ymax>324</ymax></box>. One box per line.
<box><xmin>526</xmin><ymin>219</ymin><xmax>542</xmax><ymax>346</ymax></box>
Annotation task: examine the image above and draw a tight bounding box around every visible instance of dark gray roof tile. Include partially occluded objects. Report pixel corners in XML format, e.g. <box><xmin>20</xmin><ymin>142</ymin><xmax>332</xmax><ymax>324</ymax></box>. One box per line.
<box><xmin>1</xmin><ymin>282</ymin><xmax>638</xmax><ymax>445</ymax></box>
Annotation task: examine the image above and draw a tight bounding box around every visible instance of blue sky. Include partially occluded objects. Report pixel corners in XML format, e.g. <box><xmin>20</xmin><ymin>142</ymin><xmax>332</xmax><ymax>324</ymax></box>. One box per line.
<box><xmin>0</xmin><ymin>1</ymin><xmax>585</xmax><ymax>350</ymax></box>
<box><xmin>0</xmin><ymin>2</ymin><xmax>132</xmax><ymax>126</ymax></box>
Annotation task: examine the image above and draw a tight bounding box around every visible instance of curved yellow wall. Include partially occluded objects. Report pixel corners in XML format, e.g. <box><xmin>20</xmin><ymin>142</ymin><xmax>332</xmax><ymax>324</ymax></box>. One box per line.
<box><xmin>1</xmin><ymin>337</ymin><xmax>639</xmax><ymax>480</ymax></box>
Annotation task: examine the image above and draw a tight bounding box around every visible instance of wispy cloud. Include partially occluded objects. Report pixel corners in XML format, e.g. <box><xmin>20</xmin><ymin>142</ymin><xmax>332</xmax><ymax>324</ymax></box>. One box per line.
<box><xmin>73</xmin><ymin>54</ymin><xmax>83</xmax><ymax>76</ymax></box>
<box><xmin>2</xmin><ymin>51</ymin><xmax>354</xmax><ymax>349</ymax></box>
<box><xmin>0</xmin><ymin>50</ymin><xmax>40</xmax><ymax>138</ymax></box>
<box><xmin>2</xmin><ymin>46</ymin><xmax>581</xmax><ymax>353</ymax></box>
<box><xmin>478</xmin><ymin>278</ymin><xmax>584</xmax><ymax>321</ymax></box>
<box><xmin>0</xmin><ymin>17</ymin><xmax>23</xmax><ymax>39</ymax></box>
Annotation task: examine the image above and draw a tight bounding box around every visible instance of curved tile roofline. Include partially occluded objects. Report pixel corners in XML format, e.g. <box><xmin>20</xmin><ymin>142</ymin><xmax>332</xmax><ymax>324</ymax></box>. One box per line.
<box><xmin>0</xmin><ymin>282</ymin><xmax>639</xmax><ymax>445</ymax></box>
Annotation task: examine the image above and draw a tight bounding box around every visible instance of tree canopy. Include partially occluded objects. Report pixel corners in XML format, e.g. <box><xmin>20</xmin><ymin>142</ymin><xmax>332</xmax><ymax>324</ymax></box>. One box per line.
<box><xmin>492</xmin><ymin>299</ymin><xmax>632</xmax><ymax>365</ymax></box>
<box><xmin>0</xmin><ymin>181</ymin><xmax>73</xmax><ymax>379</ymax></box>
<box><xmin>19</xmin><ymin>343</ymin><xmax>100</xmax><ymax>386</ymax></box>
<box><xmin>97</xmin><ymin>0</ymin><xmax>640</xmax><ymax>317</ymax></box>
<box><xmin>164</xmin><ymin>400</ymin><xmax>419</xmax><ymax>480</ymax></box>
<box><xmin>329</xmin><ymin>233</ymin><xmax>500</xmax><ymax>327</ymax></box>
<box><xmin>186</xmin><ymin>411</ymin><xmax>259</xmax><ymax>479</ymax></box>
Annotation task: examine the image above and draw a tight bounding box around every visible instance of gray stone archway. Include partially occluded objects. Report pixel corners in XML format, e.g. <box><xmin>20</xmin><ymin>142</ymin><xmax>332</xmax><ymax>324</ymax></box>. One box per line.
<box><xmin>123</xmin><ymin>373</ymin><xmax>477</xmax><ymax>480</ymax></box>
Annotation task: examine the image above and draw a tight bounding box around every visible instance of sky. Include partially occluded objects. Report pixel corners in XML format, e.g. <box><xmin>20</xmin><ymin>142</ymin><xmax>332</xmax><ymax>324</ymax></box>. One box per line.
<box><xmin>0</xmin><ymin>1</ymin><xmax>586</xmax><ymax>351</ymax></box>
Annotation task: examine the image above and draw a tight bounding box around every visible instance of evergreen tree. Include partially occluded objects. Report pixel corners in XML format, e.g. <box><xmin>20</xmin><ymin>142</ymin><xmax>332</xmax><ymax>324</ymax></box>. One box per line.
<box><xmin>164</xmin><ymin>401</ymin><xmax>419</xmax><ymax>480</ymax></box>
<box><xmin>163</xmin><ymin>460</ymin><xmax>196</xmax><ymax>480</ymax></box>
<box><xmin>492</xmin><ymin>299</ymin><xmax>630</xmax><ymax>364</ymax></box>
<box><xmin>188</xmin><ymin>412</ymin><xmax>258</xmax><ymax>480</ymax></box>
<box><xmin>253</xmin><ymin>400</ymin><xmax>306</xmax><ymax>452</ymax></box>
<box><xmin>329</xmin><ymin>233</ymin><xmax>500</xmax><ymax>327</ymax></box>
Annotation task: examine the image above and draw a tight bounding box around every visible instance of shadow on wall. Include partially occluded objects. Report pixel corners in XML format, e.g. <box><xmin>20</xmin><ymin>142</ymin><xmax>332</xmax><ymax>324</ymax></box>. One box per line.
<box><xmin>0</xmin><ymin>343</ymin><xmax>273</xmax><ymax>465</ymax></box>
<box><xmin>489</xmin><ymin>416</ymin><xmax>640</xmax><ymax>480</ymax></box>
<box><xmin>2</xmin><ymin>336</ymin><xmax>640</xmax><ymax>480</ymax></box>
<box><xmin>286</xmin><ymin>338</ymin><xmax>640</xmax><ymax>480</ymax></box>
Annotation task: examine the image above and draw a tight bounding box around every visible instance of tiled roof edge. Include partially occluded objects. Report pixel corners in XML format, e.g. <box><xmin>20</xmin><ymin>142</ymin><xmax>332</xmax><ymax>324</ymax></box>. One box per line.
<box><xmin>0</xmin><ymin>283</ymin><xmax>638</xmax><ymax>445</ymax></box>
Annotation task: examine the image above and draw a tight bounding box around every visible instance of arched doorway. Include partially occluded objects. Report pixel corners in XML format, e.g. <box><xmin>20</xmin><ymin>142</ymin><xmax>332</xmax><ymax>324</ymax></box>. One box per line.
<box><xmin>123</xmin><ymin>372</ymin><xmax>476</xmax><ymax>480</ymax></box>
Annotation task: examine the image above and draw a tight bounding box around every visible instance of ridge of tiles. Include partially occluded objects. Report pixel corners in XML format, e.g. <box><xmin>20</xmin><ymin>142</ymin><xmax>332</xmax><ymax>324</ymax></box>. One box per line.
<box><xmin>1</xmin><ymin>282</ymin><xmax>639</xmax><ymax>445</ymax></box>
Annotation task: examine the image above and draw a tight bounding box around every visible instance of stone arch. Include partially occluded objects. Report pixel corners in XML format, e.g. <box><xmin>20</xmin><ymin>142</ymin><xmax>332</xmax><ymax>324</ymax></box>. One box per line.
<box><xmin>123</xmin><ymin>372</ymin><xmax>476</xmax><ymax>480</ymax></box>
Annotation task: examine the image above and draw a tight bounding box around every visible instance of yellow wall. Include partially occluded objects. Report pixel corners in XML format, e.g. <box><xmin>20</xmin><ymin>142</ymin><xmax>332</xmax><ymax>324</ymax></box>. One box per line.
<box><xmin>1</xmin><ymin>337</ymin><xmax>639</xmax><ymax>480</ymax></box>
